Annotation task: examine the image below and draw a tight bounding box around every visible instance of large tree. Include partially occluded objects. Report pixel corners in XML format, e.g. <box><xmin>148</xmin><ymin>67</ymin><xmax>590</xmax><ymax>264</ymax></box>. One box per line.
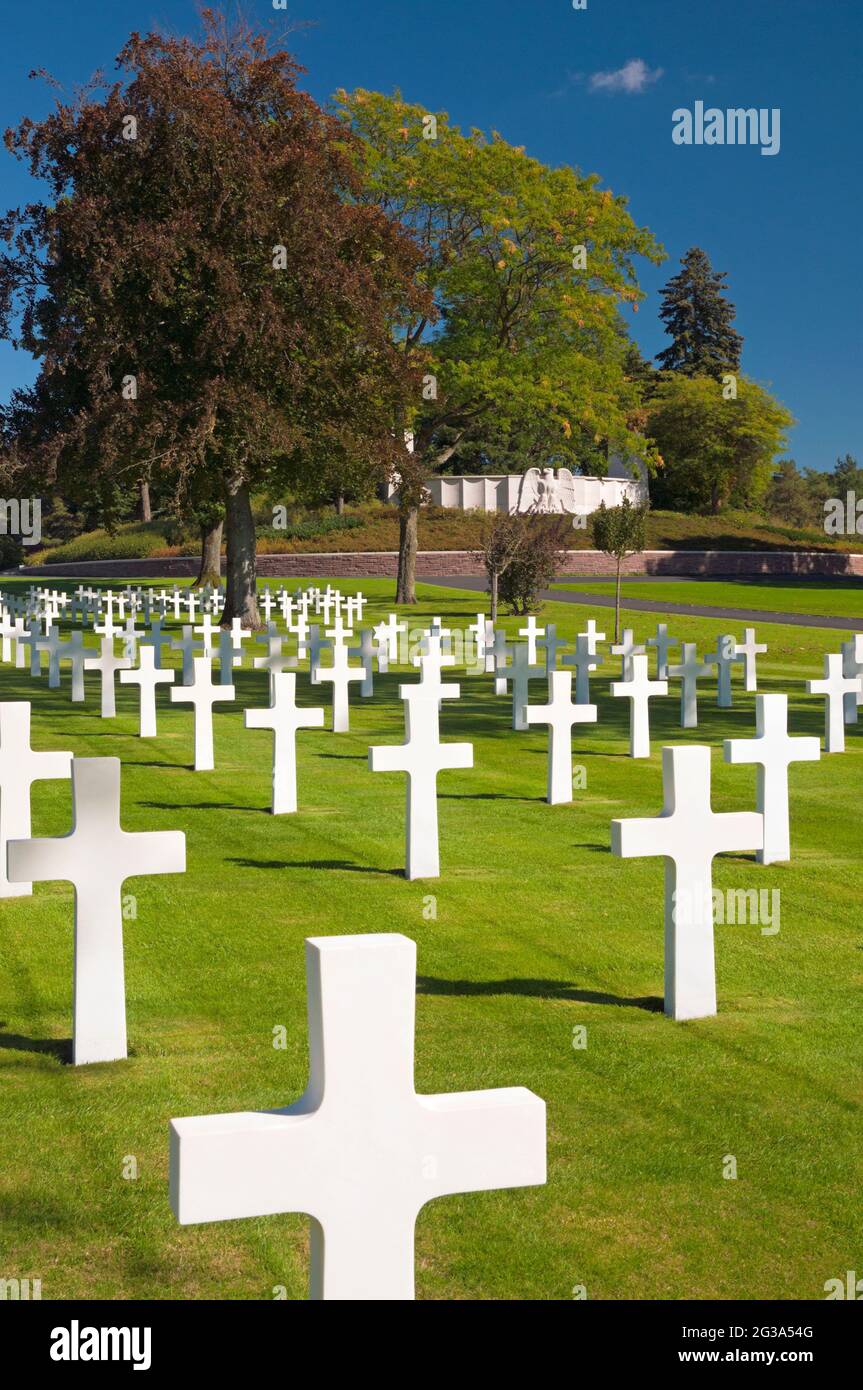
<box><xmin>656</xmin><ymin>247</ymin><xmax>742</xmax><ymax>379</ymax></box>
<box><xmin>0</xmin><ymin>12</ymin><xmax>425</xmax><ymax>624</ymax></box>
<box><xmin>337</xmin><ymin>90</ymin><xmax>665</xmax><ymax>601</ymax></box>
<box><xmin>647</xmin><ymin>373</ymin><xmax>794</xmax><ymax>513</ymax></box>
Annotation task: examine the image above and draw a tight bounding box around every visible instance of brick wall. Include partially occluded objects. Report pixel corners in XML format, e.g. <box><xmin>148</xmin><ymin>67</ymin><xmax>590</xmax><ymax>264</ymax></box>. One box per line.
<box><xmin>16</xmin><ymin>548</ymin><xmax>863</xmax><ymax>581</ymax></box>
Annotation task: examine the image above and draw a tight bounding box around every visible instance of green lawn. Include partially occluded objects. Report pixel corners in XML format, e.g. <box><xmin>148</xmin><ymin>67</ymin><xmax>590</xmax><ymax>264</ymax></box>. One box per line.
<box><xmin>552</xmin><ymin>576</ymin><xmax>863</xmax><ymax>621</ymax></box>
<box><xmin>0</xmin><ymin>576</ymin><xmax>860</xmax><ymax>1300</ymax></box>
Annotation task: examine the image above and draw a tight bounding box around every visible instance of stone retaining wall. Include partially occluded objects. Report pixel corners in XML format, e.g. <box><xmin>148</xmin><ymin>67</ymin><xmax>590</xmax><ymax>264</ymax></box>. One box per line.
<box><xmin>15</xmin><ymin>548</ymin><xmax>863</xmax><ymax>581</ymax></box>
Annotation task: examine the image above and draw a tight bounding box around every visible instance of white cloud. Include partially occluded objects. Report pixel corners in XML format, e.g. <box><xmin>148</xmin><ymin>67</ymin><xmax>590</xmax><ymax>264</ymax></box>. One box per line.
<box><xmin>589</xmin><ymin>59</ymin><xmax>663</xmax><ymax>95</ymax></box>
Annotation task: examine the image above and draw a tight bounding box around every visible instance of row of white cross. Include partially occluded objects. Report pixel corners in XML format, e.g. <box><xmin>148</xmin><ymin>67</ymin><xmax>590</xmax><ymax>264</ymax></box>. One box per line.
<box><xmin>3</xmin><ymin>594</ymin><xmax>861</xmax><ymax>1300</ymax></box>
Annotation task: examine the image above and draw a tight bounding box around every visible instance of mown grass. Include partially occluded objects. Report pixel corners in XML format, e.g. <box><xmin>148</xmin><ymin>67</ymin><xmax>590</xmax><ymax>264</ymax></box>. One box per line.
<box><xmin>0</xmin><ymin>576</ymin><xmax>860</xmax><ymax>1300</ymax></box>
<box><xmin>552</xmin><ymin>576</ymin><xmax>863</xmax><ymax>620</ymax></box>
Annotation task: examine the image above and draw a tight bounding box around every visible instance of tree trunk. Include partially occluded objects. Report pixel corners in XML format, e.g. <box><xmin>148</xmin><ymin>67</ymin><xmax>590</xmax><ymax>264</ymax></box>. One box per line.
<box><xmin>140</xmin><ymin>481</ymin><xmax>152</xmax><ymax>523</ymax></box>
<box><xmin>396</xmin><ymin>505</ymin><xmax>418</xmax><ymax>604</ymax></box>
<box><xmin>334</xmin><ymin>492</ymin><xmax>345</xmax><ymax>516</ymax></box>
<box><xmin>222</xmin><ymin>475</ymin><xmax>262</xmax><ymax>629</ymax></box>
<box><xmin>193</xmin><ymin>519</ymin><xmax>223</xmax><ymax>589</ymax></box>
<box><xmin>614</xmin><ymin>558</ymin><xmax>622</xmax><ymax>643</ymax></box>
<box><xmin>490</xmin><ymin>568</ymin><xmax>499</xmax><ymax>625</ymax></box>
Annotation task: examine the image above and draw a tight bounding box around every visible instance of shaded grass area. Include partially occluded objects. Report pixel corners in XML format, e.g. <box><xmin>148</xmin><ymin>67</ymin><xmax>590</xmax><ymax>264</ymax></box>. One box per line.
<box><xmin>0</xmin><ymin>576</ymin><xmax>860</xmax><ymax>1300</ymax></box>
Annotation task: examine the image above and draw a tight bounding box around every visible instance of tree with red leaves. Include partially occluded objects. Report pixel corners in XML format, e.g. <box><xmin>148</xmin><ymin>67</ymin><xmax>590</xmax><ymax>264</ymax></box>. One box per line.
<box><xmin>0</xmin><ymin>11</ymin><xmax>426</xmax><ymax>625</ymax></box>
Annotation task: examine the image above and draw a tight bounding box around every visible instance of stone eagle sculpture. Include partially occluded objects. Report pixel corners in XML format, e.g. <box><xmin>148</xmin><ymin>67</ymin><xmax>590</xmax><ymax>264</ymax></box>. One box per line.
<box><xmin>517</xmin><ymin>467</ymin><xmax>579</xmax><ymax>514</ymax></box>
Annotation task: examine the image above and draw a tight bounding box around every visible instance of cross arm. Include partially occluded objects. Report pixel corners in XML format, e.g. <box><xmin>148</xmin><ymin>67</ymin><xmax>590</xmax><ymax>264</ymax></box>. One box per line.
<box><xmin>416</xmin><ymin>1088</ymin><xmax>546</xmax><ymax>1203</ymax></box>
<box><xmin>170</xmin><ymin>1110</ymin><xmax>320</xmax><ymax>1225</ymax></box>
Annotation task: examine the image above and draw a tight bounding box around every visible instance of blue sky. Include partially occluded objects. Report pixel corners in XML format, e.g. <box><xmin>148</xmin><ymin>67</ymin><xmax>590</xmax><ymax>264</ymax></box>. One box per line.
<box><xmin>1</xmin><ymin>0</ymin><xmax>860</xmax><ymax>471</ymax></box>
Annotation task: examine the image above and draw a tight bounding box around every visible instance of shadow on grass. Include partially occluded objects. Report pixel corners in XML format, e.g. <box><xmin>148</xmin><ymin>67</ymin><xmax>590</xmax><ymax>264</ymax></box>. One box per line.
<box><xmin>141</xmin><ymin>800</ymin><xmax>261</xmax><ymax>812</ymax></box>
<box><xmin>226</xmin><ymin>856</ymin><xmax>402</xmax><ymax>877</ymax></box>
<box><xmin>0</xmin><ymin>1032</ymin><xmax>72</xmax><ymax>1062</ymax></box>
<box><xmin>417</xmin><ymin>976</ymin><xmax>663</xmax><ymax>1012</ymax></box>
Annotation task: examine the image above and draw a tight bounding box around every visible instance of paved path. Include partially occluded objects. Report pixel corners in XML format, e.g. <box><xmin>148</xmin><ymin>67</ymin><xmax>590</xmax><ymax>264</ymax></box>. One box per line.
<box><xmin>421</xmin><ymin>575</ymin><xmax>861</xmax><ymax>632</ymax></box>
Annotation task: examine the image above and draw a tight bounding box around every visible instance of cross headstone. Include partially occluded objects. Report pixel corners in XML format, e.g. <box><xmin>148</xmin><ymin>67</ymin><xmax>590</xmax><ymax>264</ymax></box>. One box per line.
<box><xmin>0</xmin><ymin>702</ymin><xmax>72</xmax><ymax>898</ymax></box>
<box><xmin>733</xmin><ymin>628</ymin><xmax>767</xmax><ymax>693</ymax></box>
<box><xmin>172</xmin><ymin>626</ymin><xmax>204</xmax><ymax>686</ymax></box>
<box><xmin>216</xmin><ymin>628</ymin><xmax>243</xmax><ymax>686</ymax></box>
<box><xmin>647</xmin><ymin>623</ymin><xmax>679</xmax><ymax>679</ymax></box>
<box><xmin>349</xmin><ymin>629</ymin><xmax>387</xmax><ymax>697</ymax></box>
<box><xmin>370</xmin><ymin>687</ymin><xmax>472</xmax><ymax>879</ymax></box>
<box><xmin>307</xmin><ymin>625</ymin><xmax>332</xmax><ymax>685</ymax></box>
<box><xmin>666</xmin><ymin>643</ymin><xmax>714</xmax><ymax>729</ymax></box>
<box><xmin>170</xmin><ymin>657</ymin><xmax>236</xmax><ymax>770</ymax></box>
<box><xmin>7</xmin><ymin>757</ymin><xmax>185</xmax><ymax>1063</ymax></box>
<box><xmin>523</xmin><ymin>672</ymin><xmax>596</xmax><ymax>803</ymax></box>
<box><xmin>610</xmin><ymin>628</ymin><xmax>645</xmax><ymax>681</ymax></box>
<box><xmin>121</xmin><ymin>615</ymin><xmax>143</xmax><ymax>664</ymax></box>
<box><xmin>60</xmin><ymin>630</ymin><xmax>89</xmax><ymax>703</ymax></box>
<box><xmin>169</xmin><ymin>933</ymin><xmax>545</xmax><ymax>1299</ymax></box>
<box><xmin>254</xmin><ymin>623</ymin><xmax>297</xmax><ymax>700</ymax></box>
<box><xmin>491</xmin><ymin>630</ymin><xmax>513</xmax><ymax>696</ymax></box>
<box><xmin>139</xmin><ymin>619</ymin><xmax>173</xmax><ymax>670</ymax></box>
<box><xmin>36</xmin><ymin>625</ymin><xmax>66</xmax><ymax>688</ymax></box>
<box><xmin>194</xmin><ymin>613</ymin><xmax>219</xmax><ymax>658</ymax></box>
<box><xmin>841</xmin><ymin>634</ymin><xmax>863</xmax><ymax>723</ymax></box>
<box><xmin>245</xmin><ymin>673</ymin><xmax>325</xmax><ymax>813</ymax></box>
<box><xmin>611</xmin><ymin>745</ymin><xmax>763</xmax><ymax>1021</ymax></box>
<box><xmin>509</xmin><ymin>645</ymin><xmax>545</xmax><ymax>731</ymax></box>
<box><xmin>724</xmin><ymin>693</ymin><xmax>819</xmax><ymax>864</ymax></box>
<box><xmin>316</xmin><ymin>643</ymin><xmax>366</xmax><ymax>733</ymax></box>
<box><xmin>518</xmin><ymin>616</ymin><xmax>544</xmax><ymax>666</ymax></box>
<box><xmin>705</xmin><ymin>634</ymin><xmax>744</xmax><ymax>708</ymax></box>
<box><xmin>561</xmin><ymin>632</ymin><xmax>600</xmax><ymax>704</ymax></box>
<box><xmin>538</xmin><ymin>623</ymin><xmax>568</xmax><ymax>675</ymax></box>
<box><xmin>583</xmin><ymin>619</ymin><xmax>606</xmax><ymax>656</ymax></box>
<box><xmin>120</xmin><ymin>648</ymin><xmax>176</xmax><ymax>738</ymax></box>
<box><xmin>84</xmin><ymin>638</ymin><xmax>132</xmax><ymax>718</ymax></box>
<box><xmin>806</xmin><ymin>653</ymin><xmax>861</xmax><ymax>753</ymax></box>
<box><xmin>610</xmin><ymin>653</ymin><xmax>668</xmax><ymax>758</ymax></box>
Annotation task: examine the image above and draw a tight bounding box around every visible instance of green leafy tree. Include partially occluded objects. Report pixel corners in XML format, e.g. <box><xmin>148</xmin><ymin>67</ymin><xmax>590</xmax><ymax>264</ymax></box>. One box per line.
<box><xmin>657</xmin><ymin>248</ymin><xmax>742</xmax><ymax>380</ymax></box>
<box><xmin>763</xmin><ymin>460</ymin><xmax>816</xmax><ymax>528</ymax></box>
<box><xmin>647</xmin><ymin>374</ymin><xmax>794</xmax><ymax>514</ymax></box>
<box><xmin>0</xmin><ymin>13</ymin><xmax>426</xmax><ymax>627</ymax></box>
<box><xmin>337</xmin><ymin>89</ymin><xmax>664</xmax><ymax>601</ymax></box>
<box><xmin>591</xmin><ymin>496</ymin><xmax>647</xmax><ymax>641</ymax></box>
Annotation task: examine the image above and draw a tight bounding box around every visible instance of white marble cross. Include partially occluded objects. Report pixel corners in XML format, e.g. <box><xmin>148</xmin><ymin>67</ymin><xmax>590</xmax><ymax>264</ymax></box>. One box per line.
<box><xmin>610</xmin><ymin>628</ymin><xmax>645</xmax><ymax>681</ymax></box>
<box><xmin>350</xmin><ymin>629</ymin><xmax>387</xmax><ymax>697</ymax></box>
<box><xmin>610</xmin><ymin>653</ymin><xmax>667</xmax><ymax>758</ymax></box>
<box><xmin>84</xmin><ymin>638</ymin><xmax>132</xmax><ymax>718</ymax></box>
<box><xmin>561</xmin><ymin>632</ymin><xmax>600</xmax><ymax>704</ymax></box>
<box><xmin>583</xmin><ymin>618</ymin><xmax>606</xmax><ymax>656</ymax></box>
<box><xmin>370</xmin><ymin>688</ymin><xmax>472</xmax><ymax>879</ymax></box>
<box><xmin>7</xmin><ymin>757</ymin><xmax>185</xmax><ymax>1063</ymax></box>
<box><xmin>62</xmin><ymin>630</ymin><xmax>89</xmax><ymax>703</ymax></box>
<box><xmin>316</xmin><ymin>643</ymin><xmax>366</xmax><ymax>733</ymax></box>
<box><xmin>0</xmin><ymin>702</ymin><xmax>72</xmax><ymax>898</ymax></box>
<box><xmin>518</xmin><ymin>616</ymin><xmax>545</xmax><ymax>665</ymax></box>
<box><xmin>647</xmin><ymin>623</ymin><xmax>678</xmax><ymax>679</ymax></box>
<box><xmin>254</xmin><ymin>622</ymin><xmax>297</xmax><ymax>699</ymax></box>
<box><xmin>172</xmin><ymin>626</ymin><xmax>204</xmax><ymax>686</ymax></box>
<box><xmin>491</xmin><ymin>630</ymin><xmax>513</xmax><ymax>696</ymax></box>
<box><xmin>307</xmin><ymin>625</ymin><xmax>332</xmax><ymax>685</ymax></box>
<box><xmin>509</xmin><ymin>644</ymin><xmax>545</xmax><ymax>731</ymax></box>
<box><xmin>523</xmin><ymin>672</ymin><xmax>596</xmax><ymax>803</ymax></box>
<box><xmin>733</xmin><ymin>627</ymin><xmax>767</xmax><ymax>693</ymax></box>
<box><xmin>841</xmin><ymin>634</ymin><xmax>863</xmax><ymax>723</ymax></box>
<box><xmin>724</xmin><ymin>693</ymin><xmax>819</xmax><ymax>863</ymax></box>
<box><xmin>611</xmin><ymin>745</ymin><xmax>763</xmax><ymax>1021</ymax></box>
<box><xmin>139</xmin><ymin>619</ymin><xmax>173</xmax><ymax>669</ymax></box>
<box><xmin>806</xmin><ymin>653</ymin><xmax>861</xmax><ymax>753</ymax></box>
<box><xmin>705</xmin><ymin>634</ymin><xmax>744</xmax><ymax>708</ymax></box>
<box><xmin>170</xmin><ymin>657</ymin><xmax>236</xmax><ymax>770</ymax></box>
<box><xmin>412</xmin><ymin>632</ymin><xmax>457</xmax><ymax>704</ymax></box>
<box><xmin>244</xmin><ymin>673</ymin><xmax>325</xmax><ymax>813</ymax></box>
<box><xmin>120</xmin><ymin>647</ymin><xmax>176</xmax><ymax>737</ymax></box>
<box><xmin>21</xmin><ymin>620</ymin><xmax>44</xmax><ymax>677</ymax></box>
<box><xmin>194</xmin><ymin>613</ymin><xmax>219</xmax><ymax>658</ymax></box>
<box><xmin>36</xmin><ymin>625</ymin><xmax>66</xmax><ymax>688</ymax></box>
<box><xmin>121</xmin><ymin>615</ymin><xmax>143</xmax><ymax>664</ymax></box>
<box><xmin>374</xmin><ymin>613</ymin><xmax>407</xmax><ymax>665</ymax></box>
<box><xmin>666</xmin><ymin>643</ymin><xmax>714</xmax><ymax>729</ymax></box>
<box><xmin>538</xmin><ymin>623</ymin><xmax>568</xmax><ymax>674</ymax></box>
<box><xmin>216</xmin><ymin>628</ymin><xmax>243</xmax><ymax>686</ymax></box>
<box><xmin>169</xmin><ymin>933</ymin><xmax>545</xmax><ymax>1299</ymax></box>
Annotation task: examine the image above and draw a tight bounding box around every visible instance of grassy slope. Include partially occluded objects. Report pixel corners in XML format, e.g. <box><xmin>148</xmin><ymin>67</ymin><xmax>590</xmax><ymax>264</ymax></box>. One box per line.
<box><xmin>25</xmin><ymin>505</ymin><xmax>861</xmax><ymax>566</ymax></box>
<box><xmin>0</xmin><ymin>576</ymin><xmax>860</xmax><ymax>1300</ymax></box>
